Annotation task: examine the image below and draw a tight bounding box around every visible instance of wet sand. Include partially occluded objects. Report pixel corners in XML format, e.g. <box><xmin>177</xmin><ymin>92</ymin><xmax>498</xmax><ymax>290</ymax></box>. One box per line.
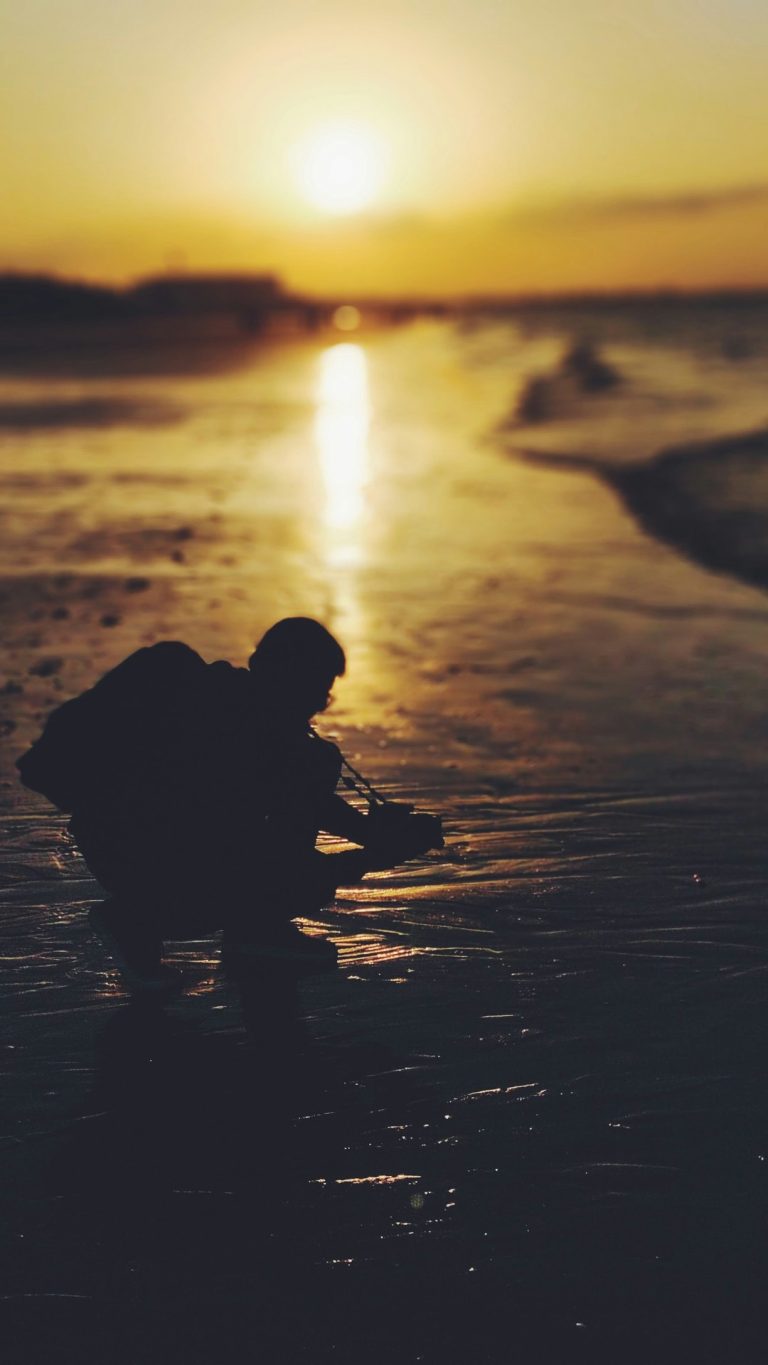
<box><xmin>2</xmin><ymin>317</ymin><xmax>768</xmax><ymax>1361</ymax></box>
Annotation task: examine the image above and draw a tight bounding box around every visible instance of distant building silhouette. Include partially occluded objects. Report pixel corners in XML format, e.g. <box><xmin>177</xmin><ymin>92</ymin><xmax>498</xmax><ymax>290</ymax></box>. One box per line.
<box><xmin>0</xmin><ymin>274</ymin><xmax>128</xmax><ymax>324</ymax></box>
<box><xmin>132</xmin><ymin>273</ymin><xmax>281</xmax><ymax>333</ymax></box>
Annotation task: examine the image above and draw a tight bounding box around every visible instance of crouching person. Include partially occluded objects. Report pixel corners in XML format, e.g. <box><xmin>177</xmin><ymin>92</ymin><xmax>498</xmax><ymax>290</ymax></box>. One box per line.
<box><xmin>18</xmin><ymin>618</ymin><xmax>442</xmax><ymax>993</ymax></box>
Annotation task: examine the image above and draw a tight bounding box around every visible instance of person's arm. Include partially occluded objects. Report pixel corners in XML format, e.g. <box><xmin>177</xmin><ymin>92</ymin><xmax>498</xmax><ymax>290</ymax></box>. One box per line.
<box><xmin>312</xmin><ymin>836</ymin><xmax>411</xmax><ymax>901</ymax></box>
<box><xmin>314</xmin><ymin>813</ymin><xmax>440</xmax><ymax>892</ymax></box>
<box><xmin>319</xmin><ymin>794</ymin><xmax>442</xmax><ymax>863</ymax></box>
<box><xmin>317</xmin><ymin>792</ymin><xmax>370</xmax><ymax>844</ymax></box>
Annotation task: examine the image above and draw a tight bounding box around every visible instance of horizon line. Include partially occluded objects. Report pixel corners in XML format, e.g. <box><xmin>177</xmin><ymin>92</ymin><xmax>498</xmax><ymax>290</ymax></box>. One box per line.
<box><xmin>4</xmin><ymin>268</ymin><xmax>768</xmax><ymax>309</ymax></box>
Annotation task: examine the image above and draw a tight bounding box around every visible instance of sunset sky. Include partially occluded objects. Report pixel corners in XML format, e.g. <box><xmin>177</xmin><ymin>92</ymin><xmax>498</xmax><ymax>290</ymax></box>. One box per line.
<box><xmin>3</xmin><ymin>0</ymin><xmax>768</xmax><ymax>295</ymax></box>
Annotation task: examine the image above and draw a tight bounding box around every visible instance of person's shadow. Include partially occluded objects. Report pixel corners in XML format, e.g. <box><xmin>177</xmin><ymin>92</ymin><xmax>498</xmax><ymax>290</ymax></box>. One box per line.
<box><xmin>43</xmin><ymin>963</ymin><xmax>415</xmax><ymax>1362</ymax></box>
<box><xmin>91</xmin><ymin>970</ymin><xmax>307</xmax><ymax>1198</ymax></box>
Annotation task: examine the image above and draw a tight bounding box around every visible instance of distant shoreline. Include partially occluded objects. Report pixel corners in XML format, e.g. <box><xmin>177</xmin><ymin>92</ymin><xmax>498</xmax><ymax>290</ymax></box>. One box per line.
<box><xmin>3</xmin><ymin>269</ymin><xmax>768</xmax><ymax>334</ymax></box>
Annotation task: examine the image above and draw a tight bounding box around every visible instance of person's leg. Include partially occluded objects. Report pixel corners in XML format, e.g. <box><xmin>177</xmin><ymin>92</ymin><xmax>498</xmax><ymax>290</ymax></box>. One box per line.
<box><xmin>88</xmin><ymin>897</ymin><xmax>183</xmax><ymax>993</ymax></box>
<box><xmin>219</xmin><ymin>855</ymin><xmax>340</xmax><ymax>973</ymax></box>
<box><xmin>72</xmin><ymin>814</ymin><xmax>181</xmax><ymax>992</ymax></box>
<box><xmin>74</xmin><ymin>809</ymin><xmax>229</xmax><ymax>989</ymax></box>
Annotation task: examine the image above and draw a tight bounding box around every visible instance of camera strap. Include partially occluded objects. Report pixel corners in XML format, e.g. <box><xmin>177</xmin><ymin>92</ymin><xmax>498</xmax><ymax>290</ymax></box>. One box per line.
<box><xmin>308</xmin><ymin>725</ymin><xmax>388</xmax><ymax>808</ymax></box>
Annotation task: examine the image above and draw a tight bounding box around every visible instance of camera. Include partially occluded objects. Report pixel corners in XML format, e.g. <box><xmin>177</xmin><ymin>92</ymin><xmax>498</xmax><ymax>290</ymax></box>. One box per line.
<box><xmin>364</xmin><ymin>799</ymin><xmax>444</xmax><ymax>866</ymax></box>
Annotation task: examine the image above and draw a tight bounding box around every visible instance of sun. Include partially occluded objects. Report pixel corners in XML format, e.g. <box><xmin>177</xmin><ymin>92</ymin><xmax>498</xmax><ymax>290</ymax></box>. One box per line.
<box><xmin>295</xmin><ymin>122</ymin><xmax>384</xmax><ymax>215</ymax></box>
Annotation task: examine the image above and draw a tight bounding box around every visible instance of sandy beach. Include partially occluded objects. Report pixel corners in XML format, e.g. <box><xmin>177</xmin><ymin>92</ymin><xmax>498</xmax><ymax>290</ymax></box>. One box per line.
<box><xmin>3</xmin><ymin>308</ymin><xmax>768</xmax><ymax>1361</ymax></box>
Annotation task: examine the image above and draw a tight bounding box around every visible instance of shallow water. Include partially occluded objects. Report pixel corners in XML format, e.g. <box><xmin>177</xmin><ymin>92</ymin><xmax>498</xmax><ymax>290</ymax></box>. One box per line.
<box><xmin>2</xmin><ymin>311</ymin><xmax>768</xmax><ymax>1361</ymax></box>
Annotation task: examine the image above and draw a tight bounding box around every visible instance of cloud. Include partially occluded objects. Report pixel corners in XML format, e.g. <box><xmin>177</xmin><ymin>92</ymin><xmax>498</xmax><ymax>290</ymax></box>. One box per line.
<box><xmin>504</xmin><ymin>182</ymin><xmax>768</xmax><ymax>227</ymax></box>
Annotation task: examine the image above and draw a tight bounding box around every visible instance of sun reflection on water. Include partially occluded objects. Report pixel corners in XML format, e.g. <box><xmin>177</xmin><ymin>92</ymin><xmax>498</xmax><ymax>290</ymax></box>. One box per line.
<box><xmin>314</xmin><ymin>343</ymin><xmax>369</xmax><ymax>562</ymax></box>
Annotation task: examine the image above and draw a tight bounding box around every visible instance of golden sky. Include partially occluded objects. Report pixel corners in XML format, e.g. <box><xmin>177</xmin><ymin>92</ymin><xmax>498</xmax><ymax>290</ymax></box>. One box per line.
<box><xmin>3</xmin><ymin>0</ymin><xmax>768</xmax><ymax>294</ymax></box>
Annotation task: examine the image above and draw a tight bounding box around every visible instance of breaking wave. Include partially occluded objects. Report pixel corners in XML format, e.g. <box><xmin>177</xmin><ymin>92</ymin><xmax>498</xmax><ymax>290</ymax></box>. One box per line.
<box><xmin>510</xmin><ymin>340</ymin><xmax>623</xmax><ymax>425</ymax></box>
<box><xmin>516</xmin><ymin>425</ymin><xmax>768</xmax><ymax>593</ymax></box>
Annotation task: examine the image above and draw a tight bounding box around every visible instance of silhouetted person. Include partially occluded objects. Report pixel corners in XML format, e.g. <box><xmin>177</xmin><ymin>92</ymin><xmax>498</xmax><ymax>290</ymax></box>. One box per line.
<box><xmin>19</xmin><ymin>618</ymin><xmax>439</xmax><ymax>991</ymax></box>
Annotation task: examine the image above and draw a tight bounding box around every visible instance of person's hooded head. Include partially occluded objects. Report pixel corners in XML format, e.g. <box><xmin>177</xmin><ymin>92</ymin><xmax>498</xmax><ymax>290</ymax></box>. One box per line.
<box><xmin>248</xmin><ymin>617</ymin><xmax>345</xmax><ymax>723</ymax></box>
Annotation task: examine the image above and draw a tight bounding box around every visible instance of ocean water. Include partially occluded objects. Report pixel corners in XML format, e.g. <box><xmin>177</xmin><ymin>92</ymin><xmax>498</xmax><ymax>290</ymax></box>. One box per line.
<box><xmin>2</xmin><ymin>305</ymin><xmax>768</xmax><ymax>1361</ymax></box>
